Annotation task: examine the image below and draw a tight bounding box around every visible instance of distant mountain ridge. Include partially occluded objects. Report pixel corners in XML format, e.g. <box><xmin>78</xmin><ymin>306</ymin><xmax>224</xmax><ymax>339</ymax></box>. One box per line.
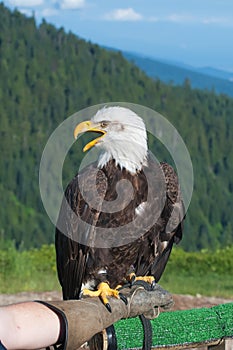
<box><xmin>154</xmin><ymin>58</ymin><xmax>233</xmax><ymax>81</ymax></box>
<box><xmin>122</xmin><ymin>52</ymin><xmax>233</xmax><ymax>97</ymax></box>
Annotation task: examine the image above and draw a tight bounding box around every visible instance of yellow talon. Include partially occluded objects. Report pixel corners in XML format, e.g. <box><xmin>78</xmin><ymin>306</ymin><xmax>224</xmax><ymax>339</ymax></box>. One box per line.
<box><xmin>82</xmin><ymin>282</ymin><xmax>120</xmax><ymax>312</ymax></box>
<box><xmin>115</xmin><ymin>284</ymin><xmax>123</xmax><ymax>290</ymax></box>
<box><xmin>128</xmin><ymin>272</ymin><xmax>136</xmax><ymax>282</ymax></box>
<box><xmin>128</xmin><ymin>273</ymin><xmax>155</xmax><ymax>285</ymax></box>
<box><xmin>82</xmin><ymin>289</ymin><xmax>101</xmax><ymax>297</ymax></box>
<box><xmin>135</xmin><ymin>276</ymin><xmax>155</xmax><ymax>284</ymax></box>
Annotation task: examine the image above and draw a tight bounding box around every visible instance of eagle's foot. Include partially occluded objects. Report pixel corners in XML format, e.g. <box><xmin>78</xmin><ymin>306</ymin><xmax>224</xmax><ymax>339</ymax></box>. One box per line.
<box><xmin>83</xmin><ymin>282</ymin><xmax>127</xmax><ymax>312</ymax></box>
<box><xmin>128</xmin><ymin>273</ymin><xmax>156</xmax><ymax>289</ymax></box>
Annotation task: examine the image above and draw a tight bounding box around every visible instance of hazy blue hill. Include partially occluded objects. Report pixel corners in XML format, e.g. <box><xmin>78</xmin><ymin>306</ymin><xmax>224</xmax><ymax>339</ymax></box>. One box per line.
<box><xmin>159</xmin><ymin>60</ymin><xmax>233</xmax><ymax>81</ymax></box>
<box><xmin>194</xmin><ymin>66</ymin><xmax>233</xmax><ymax>81</ymax></box>
<box><xmin>123</xmin><ymin>52</ymin><xmax>233</xmax><ymax>97</ymax></box>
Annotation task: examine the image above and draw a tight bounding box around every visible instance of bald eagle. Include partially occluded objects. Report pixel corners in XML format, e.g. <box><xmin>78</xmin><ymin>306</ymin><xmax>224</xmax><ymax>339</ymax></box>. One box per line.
<box><xmin>55</xmin><ymin>106</ymin><xmax>184</xmax><ymax>304</ymax></box>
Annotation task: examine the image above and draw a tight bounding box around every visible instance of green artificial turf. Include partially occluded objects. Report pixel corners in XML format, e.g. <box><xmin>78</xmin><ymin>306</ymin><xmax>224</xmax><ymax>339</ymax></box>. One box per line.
<box><xmin>114</xmin><ymin>303</ymin><xmax>233</xmax><ymax>349</ymax></box>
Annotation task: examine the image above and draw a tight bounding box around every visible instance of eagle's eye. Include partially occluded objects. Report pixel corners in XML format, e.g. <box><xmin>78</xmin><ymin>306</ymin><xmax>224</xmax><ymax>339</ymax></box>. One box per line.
<box><xmin>100</xmin><ymin>121</ymin><xmax>109</xmax><ymax>128</ymax></box>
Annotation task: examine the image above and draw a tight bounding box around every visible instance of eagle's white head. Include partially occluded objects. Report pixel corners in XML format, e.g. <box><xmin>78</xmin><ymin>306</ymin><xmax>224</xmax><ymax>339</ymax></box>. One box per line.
<box><xmin>74</xmin><ymin>106</ymin><xmax>148</xmax><ymax>174</ymax></box>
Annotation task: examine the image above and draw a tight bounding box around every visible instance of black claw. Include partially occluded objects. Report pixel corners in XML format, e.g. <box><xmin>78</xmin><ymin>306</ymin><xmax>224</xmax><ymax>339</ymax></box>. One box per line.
<box><xmin>119</xmin><ymin>293</ymin><xmax>128</xmax><ymax>305</ymax></box>
<box><xmin>130</xmin><ymin>274</ymin><xmax>136</xmax><ymax>287</ymax></box>
<box><xmin>105</xmin><ymin>303</ymin><xmax>112</xmax><ymax>313</ymax></box>
<box><xmin>151</xmin><ymin>280</ymin><xmax>156</xmax><ymax>290</ymax></box>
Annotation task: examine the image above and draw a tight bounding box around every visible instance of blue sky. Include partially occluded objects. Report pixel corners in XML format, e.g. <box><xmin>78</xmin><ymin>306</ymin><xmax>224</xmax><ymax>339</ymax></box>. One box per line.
<box><xmin>3</xmin><ymin>0</ymin><xmax>233</xmax><ymax>71</ymax></box>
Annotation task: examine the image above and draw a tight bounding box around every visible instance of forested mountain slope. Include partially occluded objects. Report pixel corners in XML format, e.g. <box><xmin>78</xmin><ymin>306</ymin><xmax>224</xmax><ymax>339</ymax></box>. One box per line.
<box><xmin>0</xmin><ymin>3</ymin><xmax>232</xmax><ymax>250</ymax></box>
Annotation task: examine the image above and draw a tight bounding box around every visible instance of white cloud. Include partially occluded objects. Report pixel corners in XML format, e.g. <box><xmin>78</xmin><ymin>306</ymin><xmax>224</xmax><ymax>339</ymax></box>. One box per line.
<box><xmin>8</xmin><ymin>0</ymin><xmax>43</xmax><ymax>6</ymax></box>
<box><xmin>165</xmin><ymin>13</ymin><xmax>195</xmax><ymax>23</ymax></box>
<box><xmin>104</xmin><ymin>8</ymin><xmax>143</xmax><ymax>21</ymax></box>
<box><xmin>163</xmin><ymin>13</ymin><xmax>233</xmax><ymax>27</ymax></box>
<box><xmin>18</xmin><ymin>7</ymin><xmax>34</xmax><ymax>16</ymax></box>
<box><xmin>147</xmin><ymin>16</ymin><xmax>159</xmax><ymax>22</ymax></box>
<box><xmin>60</xmin><ymin>0</ymin><xmax>85</xmax><ymax>9</ymax></box>
<box><xmin>41</xmin><ymin>7</ymin><xmax>59</xmax><ymax>17</ymax></box>
<box><xmin>202</xmin><ymin>16</ymin><xmax>232</xmax><ymax>26</ymax></box>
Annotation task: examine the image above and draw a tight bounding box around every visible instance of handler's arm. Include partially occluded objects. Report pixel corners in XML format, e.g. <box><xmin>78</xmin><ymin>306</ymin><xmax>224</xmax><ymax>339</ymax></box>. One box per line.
<box><xmin>0</xmin><ymin>301</ymin><xmax>60</xmax><ymax>349</ymax></box>
<box><xmin>0</xmin><ymin>284</ymin><xmax>173</xmax><ymax>350</ymax></box>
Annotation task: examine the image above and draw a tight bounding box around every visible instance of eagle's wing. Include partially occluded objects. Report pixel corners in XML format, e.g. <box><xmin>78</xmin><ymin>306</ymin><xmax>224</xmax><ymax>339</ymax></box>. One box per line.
<box><xmin>133</xmin><ymin>161</ymin><xmax>185</xmax><ymax>282</ymax></box>
<box><xmin>149</xmin><ymin>162</ymin><xmax>185</xmax><ymax>281</ymax></box>
<box><xmin>55</xmin><ymin>163</ymin><xmax>107</xmax><ymax>300</ymax></box>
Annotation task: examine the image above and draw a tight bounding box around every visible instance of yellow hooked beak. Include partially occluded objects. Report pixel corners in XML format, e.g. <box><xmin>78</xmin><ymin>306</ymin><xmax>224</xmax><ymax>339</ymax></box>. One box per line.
<box><xmin>73</xmin><ymin>120</ymin><xmax>106</xmax><ymax>152</ymax></box>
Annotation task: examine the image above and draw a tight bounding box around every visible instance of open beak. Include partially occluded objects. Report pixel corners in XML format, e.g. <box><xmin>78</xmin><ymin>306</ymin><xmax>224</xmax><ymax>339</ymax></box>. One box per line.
<box><xmin>74</xmin><ymin>120</ymin><xmax>106</xmax><ymax>152</ymax></box>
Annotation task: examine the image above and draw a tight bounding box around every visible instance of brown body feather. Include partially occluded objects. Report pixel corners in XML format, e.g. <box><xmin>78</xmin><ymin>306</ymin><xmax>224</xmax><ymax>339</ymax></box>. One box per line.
<box><xmin>55</xmin><ymin>158</ymin><xmax>184</xmax><ymax>300</ymax></box>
